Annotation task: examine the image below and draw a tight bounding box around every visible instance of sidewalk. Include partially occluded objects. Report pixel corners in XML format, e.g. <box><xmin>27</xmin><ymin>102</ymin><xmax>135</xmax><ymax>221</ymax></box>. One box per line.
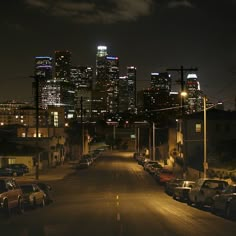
<box><xmin>16</xmin><ymin>162</ymin><xmax>76</xmax><ymax>182</ymax></box>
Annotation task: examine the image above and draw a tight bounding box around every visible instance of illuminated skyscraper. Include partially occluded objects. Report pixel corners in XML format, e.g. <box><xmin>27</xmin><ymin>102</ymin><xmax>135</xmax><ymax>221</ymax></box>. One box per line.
<box><xmin>32</xmin><ymin>51</ymin><xmax>75</xmax><ymax>119</ymax></box>
<box><xmin>106</xmin><ymin>56</ymin><xmax>119</xmax><ymax>113</ymax></box>
<box><xmin>93</xmin><ymin>46</ymin><xmax>119</xmax><ymax>116</ymax></box>
<box><xmin>35</xmin><ymin>56</ymin><xmax>53</xmax><ymax>80</ymax></box>
<box><xmin>70</xmin><ymin>66</ymin><xmax>93</xmax><ymax>120</ymax></box>
<box><xmin>186</xmin><ymin>73</ymin><xmax>203</xmax><ymax>113</ymax></box>
<box><xmin>127</xmin><ymin>66</ymin><xmax>137</xmax><ymax>112</ymax></box>
<box><xmin>118</xmin><ymin>66</ymin><xmax>137</xmax><ymax>113</ymax></box>
<box><xmin>33</xmin><ymin>56</ymin><xmax>53</xmax><ymax>108</ymax></box>
<box><xmin>119</xmin><ymin>76</ymin><xmax>129</xmax><ymax>112</ymax></box>
<box><xmin>95</xmin><ymin>46</ymin><xmax>108</xmax><ymax>90</ymax></box>
<box><xmin>151</xmin><ymin>72</ymin><xmax>171</xmax><ymax>92</ymax></box>
<box><xmin>142</xmin><ymin>72</ymin><xmax>171</xmax><ymax>111</ymax></box>
<box><xmin>54</xmin><ymin>50</ymin><xmax>72</xmax><ymax>81</ymax></box>
<box><xmin>41</xmin><ymin>79</ymin><xmax>75</xmax><ymax>119</ymax></box>
<box><xmin>70</xmin><ymin>66</ymin><xmax>93</xmax><ymax>90</ymax></box>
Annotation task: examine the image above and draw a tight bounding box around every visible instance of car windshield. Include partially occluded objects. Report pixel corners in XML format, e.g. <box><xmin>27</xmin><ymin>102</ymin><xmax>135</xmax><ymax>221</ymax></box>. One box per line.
<box><xmin>203</xmin><ymin>181</ymin><xmax>227</xmax><ymax>189</ymax></box>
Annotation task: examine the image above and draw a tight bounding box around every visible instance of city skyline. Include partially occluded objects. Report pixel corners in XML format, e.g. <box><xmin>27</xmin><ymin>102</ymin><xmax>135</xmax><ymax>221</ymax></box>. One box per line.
<box><xmin>0</xmin><ymin>0</ymin><xmax>235</xmax><ymax>110</ymax></box>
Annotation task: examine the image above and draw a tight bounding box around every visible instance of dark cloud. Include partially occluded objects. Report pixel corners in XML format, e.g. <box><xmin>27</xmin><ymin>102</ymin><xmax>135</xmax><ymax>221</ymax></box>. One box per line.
<box><xmin>24</xmin><ymin>0</ymin><xmax>154</xmax><ymax>24</ymax></box>
<box><xmin>167</xmin><ymin>0</ymin><xmax>194</xmax><ymax>8</ymax></box>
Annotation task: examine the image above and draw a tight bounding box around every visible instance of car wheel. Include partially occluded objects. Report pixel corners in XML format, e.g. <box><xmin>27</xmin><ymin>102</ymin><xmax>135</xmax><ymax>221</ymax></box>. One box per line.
<box><xmin>32</xmin><ymin>198</ymin><xmax>37</xmax><ymax>209</ymax></box>
<box><xmin>17</xmin><ymin>198</ymin><xmax>24</xmax><ymax>214</ymax></box>
<box><xmin>41</xmin><ymin>198</ymin><xmax>45</xmax><ymax>208</ymax></box>
<box><xmin>211</xmin><ymin>202</ymin><xmax>216</xmax><ymax>214</ymax></box>
<box><xmin>195</xmin><ymin>197</ymin><xmax>202</xmax><ymax>208</ymax></box>
<box><xmin>173</xmin><ymin>194</ymin><xmax>177</xmax><ymax>200</ymax></box>
<box><xmin>225</xmin><ymin>204</ymin><xmax>232</xmax><ymax>219</ymax></box>
<box><xmin>3</xmin><ymin>200</ymin><xmax>11</xmax><ymax>217</ymax></box>
<box><xmin>187</xmin><ymin>197</ymin><xmax>192</xmax><ymax>206</ymax></box>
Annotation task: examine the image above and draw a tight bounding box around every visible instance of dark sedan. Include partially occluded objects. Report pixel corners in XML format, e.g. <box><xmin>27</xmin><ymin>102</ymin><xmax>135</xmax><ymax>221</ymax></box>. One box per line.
<box><xmin>211</xmin><ymin>184</ymin><xmax>236</xmax><ymax>219</ymax></box>
<box><xmin>6</xmin><ymin>164</ymin><xmax>29</xmax><ymax>174</ymax></box>
<box><xmin>0</xmin><ymin>166</ymin><xmax>24</xmax><ymax>176</ymax></box>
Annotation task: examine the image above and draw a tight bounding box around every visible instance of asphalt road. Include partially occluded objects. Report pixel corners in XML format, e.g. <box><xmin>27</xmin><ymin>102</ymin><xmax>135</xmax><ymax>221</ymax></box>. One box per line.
<box><xmin>1</xmin><ymin>151</ymin><xmax>236</xmax><ymax>236</ymax></box>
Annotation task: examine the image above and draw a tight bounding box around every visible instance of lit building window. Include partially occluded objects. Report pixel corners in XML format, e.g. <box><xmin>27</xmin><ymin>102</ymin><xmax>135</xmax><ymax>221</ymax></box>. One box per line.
<box><xmin>196</xmin><ymin>123</ymin><xmax>201</xmax><ymax>133</ymax></box>
<box><xmin>22</xmin><ymin>133</ymin><xmax>26</xmax><ymax>137</ymax></box>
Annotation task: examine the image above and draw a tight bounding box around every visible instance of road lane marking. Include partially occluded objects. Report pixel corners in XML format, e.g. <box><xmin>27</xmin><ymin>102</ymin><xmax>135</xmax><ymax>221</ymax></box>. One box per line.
<box><xmin>117</xmin><ymin>202</ymin><xmax>119</xmax><ymax>206</ymax></box>
<box><xmin>116</xmin><ymin>195</ymin><xmax>119</xmax><ymax>200</ymax></box>
<box><xmin>117</xmin><ymin>213</ymin><xmax>120</xmax><ymax>221</ymax></box>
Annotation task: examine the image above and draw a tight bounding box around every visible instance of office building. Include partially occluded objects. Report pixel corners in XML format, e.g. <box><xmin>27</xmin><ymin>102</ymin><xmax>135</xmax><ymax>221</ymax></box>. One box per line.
<box><xmin>54</xmin><ymin>50</ymin><xmax>72</xmax><ymax>81</ymax></box>
<box><xmin>33</xmin><ymin>56</ymin><xmax>53</xmax><ymax>108</ymax></box>
<box><xmin>127</xmin><ymin>66</ymin><xmax>137</xmax><ymax>112</ymax></box>
<box><xmin>185</xmin><ymin>73</ymin><xmax>203</xmax><ymax>114</ymax></box>
<box><xmin>70</xmin><ymin>66</ymin><xmax>93</xmax><ymax>120</ymax></box>
<box><xmin>94</xmin><ymin>46</ymin><xmax>120</xmax><ymax>116</ymax></box>
<box><xmin>151</xmin><ymin>72</ymin><xmax>171</xmax><ymax>92</ymax></box>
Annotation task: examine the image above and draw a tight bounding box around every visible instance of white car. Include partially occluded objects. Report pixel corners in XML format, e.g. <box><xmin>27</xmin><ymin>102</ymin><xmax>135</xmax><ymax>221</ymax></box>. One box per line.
<box><xmin>188</xmin><ymin>178</ymin><xmax>228</xmax><ymax>207</ymax></box>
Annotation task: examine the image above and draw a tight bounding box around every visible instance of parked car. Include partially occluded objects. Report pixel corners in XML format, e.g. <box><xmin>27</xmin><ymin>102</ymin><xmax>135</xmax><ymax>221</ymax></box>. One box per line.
<box><xmin>0</xmin><ymin>165</ymin><xmax>25</xmax><ymax>177</ymax></box>
<box><xmin>6</xmin><ymin>164</ymin><xmax>29</xmax><ymax>174</ymax></box>
<box><xmin>36</xmin><ymin>182</ymin><xmax>53</xmax><ymax>204</ymax></box>
<box><xmin>76</xmin><ymin>159</ymin><xmax>90</xmax><ymax>169</ymax></box>
<box><xmin>137</xmin><ymin>156</ymin><xmax>149</xmax><ymax>166</ymax></box>
<box><xmin>81</xmin><ymin>154</ymin><xmax>94</xmax><ymax>165</ymax></box>
<box><xmin>20</xmin><ymin>183</ymin><xmax>46</xmax><ymax>209</ymax></box>
<box><xmin>165</xmin><ymin>178</ymin><xmax>184</xmax><ymax>196</ymax></box>
<box><xmin>0</xmin><ymin>177</ymin><xmax>24</xmax><ymax>216</ymax></box>
<box><xmin>211</xmin><ymin>184</ymin><xmax>236</xmax><ymax>219</ymax></box>
<box><xmin>145</xmin><ymin>162</ymin><xmax>163</xmax><ymax>175</ymax></box>
<box><xmin>154</xmin><ymin>168</ymin><xmax>175</xmax><ymax>184</ymax></box>
<box><xmin>173</xmin><ymin>180</ymin><xmax>196</xmax><ymax>201</ymax></box>
<box><xmin>188</xmin><ymin>178</ymin><xmax>228</xmax><ymax>208</ymax></box>
<box><xmin>0</xmin><ymin>167</ymin><xmax>14</xmax><ymax>176</ymax></box>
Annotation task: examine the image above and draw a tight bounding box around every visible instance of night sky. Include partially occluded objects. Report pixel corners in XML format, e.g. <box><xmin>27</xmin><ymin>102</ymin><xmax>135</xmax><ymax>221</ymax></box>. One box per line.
<box><xmin>0</xmin><ymin>0</ymin><xmax>235</xmax><ymax>109</ymax></box>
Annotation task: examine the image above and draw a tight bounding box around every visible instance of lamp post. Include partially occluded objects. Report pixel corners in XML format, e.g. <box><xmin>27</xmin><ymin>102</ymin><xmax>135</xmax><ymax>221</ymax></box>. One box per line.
<box><xmin>181</xmin><ymin>91</ymin><xmax>187</xmax><ymax>177</ymax></box>
<box><xmin>137</xmin><ymin>127</ymin><xmax>140</xmax><ymax>153</ymax></box>
<box><xmin>80</xmin><ymin>96</ymin><xmax>84</xmax><ymax>157</ymax></box>
<box><xmin>152</xmin><ymin>123</ymin><xmax>155</xmax><ymax>161</ymax></box>
<box><xmin>203</xmin><ymin>96</ymin><xmax>208</xmax><ymax>178</ymax></box>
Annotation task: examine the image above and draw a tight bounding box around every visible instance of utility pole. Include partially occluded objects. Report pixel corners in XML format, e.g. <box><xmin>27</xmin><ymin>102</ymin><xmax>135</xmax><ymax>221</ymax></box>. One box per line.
<box><xmin>152</xmin><ymin>123</ymin><xmax>155</xmax><ymax>161</ymax></box>
<box><xmin>80</xmin><ymin>96</ymin><xmax>84</xmax><ymax>158</ymax></box>
<box><xmin>167</xmin><ymin>66</ymin><xmax>198</xmax><ymax>176</ymax></box>
<box><xmin>30</xmin><ymin>75</ymin><xmax>40</xmax><ymax>180</ymax></box>
<box><xmin>203</xmin><ymin>96</ymin><xmax>207</xmax><ymax>178</ymax></box>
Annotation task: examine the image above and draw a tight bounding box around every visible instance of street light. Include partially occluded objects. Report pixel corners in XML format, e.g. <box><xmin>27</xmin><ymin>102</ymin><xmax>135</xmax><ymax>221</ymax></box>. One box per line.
<box><xmin>152</xmin><ymin>123</ymin><xmax>155</xmax><ymax>161</ymax></box>
<box><xmin>181</xmin><ymin>91</ymin><xmax>187</xmax><ymax>177</ymax></box>
<box><xmin>203</xmin><ymin>96</ymin><xmax>208</xmax><ymax>178</ymax></box>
